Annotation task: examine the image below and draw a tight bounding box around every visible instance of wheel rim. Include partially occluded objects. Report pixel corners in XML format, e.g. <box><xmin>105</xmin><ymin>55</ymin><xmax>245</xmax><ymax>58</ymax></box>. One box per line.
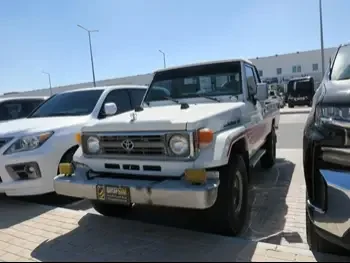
<box><xmin>233</xmin><ymin>170</ymin><xmax>244</xmax><ymax>214</ymax></box>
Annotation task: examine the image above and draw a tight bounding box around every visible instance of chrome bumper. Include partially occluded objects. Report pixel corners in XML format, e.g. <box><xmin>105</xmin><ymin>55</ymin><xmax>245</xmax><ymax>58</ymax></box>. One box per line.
<box><xmin>54</xmin><ymin>171</ymin><xmax>219</xmax><ymax>210</ymax></box>
<box><xmin>309</xmin><ymin>169</ymin><xmax>350</xmax><ymax>239</ymax></box>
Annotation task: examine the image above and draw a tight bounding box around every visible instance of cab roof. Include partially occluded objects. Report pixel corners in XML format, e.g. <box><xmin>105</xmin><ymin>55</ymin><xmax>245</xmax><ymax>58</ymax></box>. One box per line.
<box><xmin>153</xmin><ymin>58</ymin><xmax>253</xmax><ymax>74</ymax></box>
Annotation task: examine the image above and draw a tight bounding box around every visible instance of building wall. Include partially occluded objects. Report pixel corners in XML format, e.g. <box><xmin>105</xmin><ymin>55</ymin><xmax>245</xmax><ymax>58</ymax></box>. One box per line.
<box><xmin>251</xmin><ymin>47</ymin><xmax>338</xmax><ymax>84</ymax></box>
<box><xmin>1</xmin><ymin>46</ymin><xmax>339</xmax><ymax>98</ymax></box>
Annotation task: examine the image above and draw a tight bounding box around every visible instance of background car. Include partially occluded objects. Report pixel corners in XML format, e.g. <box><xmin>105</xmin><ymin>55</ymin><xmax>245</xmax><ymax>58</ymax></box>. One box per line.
<box><xmin>0</xmin><ymin>96</ymin><xmax>47</xmax><ymax>122</ymax></box>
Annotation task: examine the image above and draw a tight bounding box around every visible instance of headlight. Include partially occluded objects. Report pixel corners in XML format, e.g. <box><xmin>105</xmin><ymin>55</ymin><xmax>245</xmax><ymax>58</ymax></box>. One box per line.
<box><xmin>315</xmin><ymin>106</ymin><xmax>350</xmax><ymax>126</ymax></box>
<box><xmin>86</xmin><ymin>136</ymin><xmax>100</xmax><ymax>154</ymax></box>
<box><xmin>168</xmin><ymin>135</ymin><xmax>189</xmax><ymax>156</ymax></box>
<box><xmin>4</xmin><ymin>131</ymin><xmax>54</xmax><ymax>155</ymax></box>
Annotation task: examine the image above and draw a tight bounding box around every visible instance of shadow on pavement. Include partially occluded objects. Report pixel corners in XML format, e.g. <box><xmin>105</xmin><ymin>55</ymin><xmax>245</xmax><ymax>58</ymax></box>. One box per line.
<box><xmin>0</xmin><ymin>194</ymin><xmax>54</xmax><ymax>229</ymax></box>
<box><xmin>241</xmin><ymin>158</ymin><xmax>302</xmax><ymax>246</ymax></box>
<box><xmin>64</xmin><ymin>157</ymin><xmax>303</xmax><ymax>241</ymax></box>
<box><xmin>31</xmin><ymin>213</ymin><xmax>258</xmax><ymax>262</ymax></box>
<box><xmin>30</xmin><ymin>212</ymin><xmax>350</xmax><ymax>262</ymax></box>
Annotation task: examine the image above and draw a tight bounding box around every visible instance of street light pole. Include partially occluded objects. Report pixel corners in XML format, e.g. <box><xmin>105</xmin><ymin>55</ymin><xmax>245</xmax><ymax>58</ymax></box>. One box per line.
<box><xmin>42</xmin><ymin>71</ymin><xmax>52</xmax><ymax>96</ymax></box>
<box><xmin>159</xmin><ymin>49</ymin><xmax>166</xmax><ymax>68</ymax></box>
<box><xmin>319</xmin><ymin>0</ymin><xmax>325</xmax><ymax>78</ymax></box>
<box><xmin>77</xmin><ymin>24</ymin><xmax>99</xmax><ymax>87</ymax></box>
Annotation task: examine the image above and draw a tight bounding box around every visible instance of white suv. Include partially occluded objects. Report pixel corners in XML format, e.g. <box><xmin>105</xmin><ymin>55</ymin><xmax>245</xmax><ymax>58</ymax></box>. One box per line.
<box><xmin>0</xmin><ymin>85</ymin><xmax>147</xmax><ymax>196</ymax></box>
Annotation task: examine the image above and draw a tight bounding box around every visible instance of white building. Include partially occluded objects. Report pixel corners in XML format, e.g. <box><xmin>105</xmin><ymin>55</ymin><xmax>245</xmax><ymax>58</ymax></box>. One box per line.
<box><xmin>0</xmin><ymin>46</ymin><xmax>339</xmax><ymax>98</ymax></box>
<box><xmin>251</xmin><ymin>46</ymin><xmax>338</xmax><ymax>85</ymax></box>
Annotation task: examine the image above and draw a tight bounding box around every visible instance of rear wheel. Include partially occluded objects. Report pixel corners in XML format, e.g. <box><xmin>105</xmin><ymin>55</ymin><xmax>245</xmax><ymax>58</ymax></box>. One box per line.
<box><xmin>91</xmin><ymin>200</ymin><xmax>133</xmax><ymax>217</ymax></box>
<box><xmin>206</xmin><ymin>154</ymin><xmax>249</xmax><ymax>236</ymax></box>
<box><xmin>260</xmin><ymin>126</ymin><xmax>276</xmax><ymax>169</ymax></box>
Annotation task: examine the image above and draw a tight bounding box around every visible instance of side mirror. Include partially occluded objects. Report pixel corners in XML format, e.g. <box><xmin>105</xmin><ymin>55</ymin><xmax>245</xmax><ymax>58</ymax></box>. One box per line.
<box><xmin>104</xmin><ymin>102</ymin><xmax>117</xmax><ymax>116</ymax></box>
<box><xmin>255</xmin><ymin>83</ymin><xmax>268</xmax><ymax>101</ymax></box>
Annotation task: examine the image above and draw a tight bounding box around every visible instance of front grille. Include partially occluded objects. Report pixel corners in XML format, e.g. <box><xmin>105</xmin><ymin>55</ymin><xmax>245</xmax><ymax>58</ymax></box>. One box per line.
<box><xmin>98</xmin><ymin>135</ymin><xmax>166</xmax><ymax>156</ymax></box>
<box><xmin>0</xmin><ymin>137</ymin><xmax>13</xmax><ymax>149</ymax></box>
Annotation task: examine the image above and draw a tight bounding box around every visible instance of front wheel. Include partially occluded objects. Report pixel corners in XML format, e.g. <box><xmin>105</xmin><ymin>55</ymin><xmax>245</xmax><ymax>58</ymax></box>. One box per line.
<box><xmin>306</xmin><ymin>205</ymin><xmax>345</xmax><ymax>255</ymax></box>
<box><xmin>91</xmin><ymin>200</ymin><xmax>133</xmax><ymax>217</ymax></box>
<box><xmin>206</xmin><ymin>154</ymin><xmax>249</xmax><ymax>236</ymax></box>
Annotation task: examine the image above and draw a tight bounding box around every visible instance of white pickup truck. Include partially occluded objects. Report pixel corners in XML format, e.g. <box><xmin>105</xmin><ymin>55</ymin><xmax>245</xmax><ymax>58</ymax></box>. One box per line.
<box><xmin>54</xmin><ymin>59</ymin><xmax>280</xmax><ymax>235</ymax></box>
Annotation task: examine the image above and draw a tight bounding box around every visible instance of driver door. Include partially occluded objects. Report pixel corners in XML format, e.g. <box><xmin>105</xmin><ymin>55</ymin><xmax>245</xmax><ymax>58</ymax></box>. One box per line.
<box><xmin>242</xmin><ymin>64</ymin><xmax>266</xmax><ymax>156</ymax></box>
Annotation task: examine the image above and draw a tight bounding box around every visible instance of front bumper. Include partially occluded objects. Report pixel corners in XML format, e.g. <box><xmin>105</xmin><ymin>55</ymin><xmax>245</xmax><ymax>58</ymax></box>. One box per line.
<box><xmin>304</xmin><ymin>124</ymin><xmax>350</xmax><ymax>249</ymax></box>
<box><xmin>309</xmin><ymin>169</ymin><xmax>350</xmax><ymax>239</ymax></box>
<box><xmin>54</xmin><ymin>169</ymin><xmax>220</xmax><ymax>210</ymax></box>
<box><xmin>0</xmin><ymin>149</ymin><xmax>60</xmax><ymax>196</ymax></box>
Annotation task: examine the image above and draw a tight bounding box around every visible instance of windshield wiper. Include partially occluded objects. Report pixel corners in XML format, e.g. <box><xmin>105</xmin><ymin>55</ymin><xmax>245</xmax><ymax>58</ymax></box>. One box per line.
<box><xmin>162</xmin><ymin>96</ymin><xmax>181</xmax><ymax>104</ymax></box>
<box><xmin>193</xmin><ymin>94</ymin><xmax>220</xmax><ymax>102</ymax></box>
<box><xmin>47</xmin><ymin>112</ymin><xmax>81</xmax><ymax>117</ymax></box>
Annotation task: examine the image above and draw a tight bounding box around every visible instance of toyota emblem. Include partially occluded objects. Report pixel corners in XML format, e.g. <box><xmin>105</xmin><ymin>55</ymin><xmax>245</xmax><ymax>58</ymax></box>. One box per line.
<box><xmin>121</xmin><ymin>139</ymin><xmax>134</xmax><ymax>151</ymax></box>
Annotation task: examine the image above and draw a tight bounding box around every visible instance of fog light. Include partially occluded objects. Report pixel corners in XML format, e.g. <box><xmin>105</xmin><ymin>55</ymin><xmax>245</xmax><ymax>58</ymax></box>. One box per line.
<box><xmin>184</xmin><ymin>169</ymin><xmax>206</xmax><ymax>184</ymax></box>
<box><xmin>25</xmin><ymin>165</ymin><xmax>40</xmax><ymax>179</ymax></box>
<box><xmin>59</xmin><ymin>163</ymin><xmax>74</xmax><ymax>176</ymax></box>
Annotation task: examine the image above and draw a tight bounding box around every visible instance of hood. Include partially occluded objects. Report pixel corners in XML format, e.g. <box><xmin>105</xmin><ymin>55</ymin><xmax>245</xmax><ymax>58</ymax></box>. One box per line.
<box><xmin>83</xmin><ymin>102</ymin><xmax>244</xmax><ymax>133</ymax></box>
<box><xmin>0</xmin><ymin>116</ymin><xmax>90</xmax><ymax>137</ymax></box>
<box><xmin>322</xmin><ymin>79</ymin><xmax>350</xmax><ymax>105</ymax></box>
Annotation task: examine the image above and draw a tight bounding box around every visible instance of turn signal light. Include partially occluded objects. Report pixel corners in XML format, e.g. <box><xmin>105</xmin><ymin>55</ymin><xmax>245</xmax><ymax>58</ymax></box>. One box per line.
<box><xmin>75</xmin><ymin>133</ymin><xmax>82</xmax><ymax>145</ymax></box>
<box><xmin>198</xmin><ymin>128</ymin><xmax>214</xmax><ymax>147</ymax></box>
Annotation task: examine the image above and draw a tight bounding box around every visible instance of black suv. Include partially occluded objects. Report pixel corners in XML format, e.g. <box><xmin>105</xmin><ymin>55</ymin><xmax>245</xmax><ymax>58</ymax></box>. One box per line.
<box><xmin>287</xmin><ymin>76</ymin><xmax>315</xmax><ymax>108</ymax></box>
<box><xmin>303</xmin><ymin>43</ymin><xmax>350</xmax><ymax>254</ymax></box>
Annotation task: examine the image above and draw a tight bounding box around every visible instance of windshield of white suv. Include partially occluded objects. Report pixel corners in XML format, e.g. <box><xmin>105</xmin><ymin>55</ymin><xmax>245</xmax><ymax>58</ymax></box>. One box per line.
<box><xmin>143</xmin><ymin>62</ymin><xmax>242</xmax><ymax>103</ymax></box>
<box><xmin>28</xmin><ymin>89</ymin><xmax>103</xmax><ymax>118</ymax></box>
<box><xmin>331</xmin><ymin>45</ymin><xmax>350</xmax><ymax>81</ymax></box>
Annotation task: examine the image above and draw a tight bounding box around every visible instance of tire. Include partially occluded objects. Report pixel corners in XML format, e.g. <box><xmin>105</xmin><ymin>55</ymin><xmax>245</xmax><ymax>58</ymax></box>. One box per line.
<box><xmin>260</xmin><ymin>126</ymin><xmax>276</xmax><ymax>169</ymax></box>
<box><xmin>288</xmin><ymin>104</ymin><xmax>294</xmax><ymax>108</ymax></box>
<box><xmin>91</xmin><ymin>200</ymin><xmax>133</xmax><ymax>217</ymax></box>
<box><xmin>306</xmin><ymin>205</ymin><xmax>345</xmax><ymax>255</ymax></box>
<box><xmin>206</xmin><ymin>154</ymin><xmax>249</xmax><ymax>236</ymax></box>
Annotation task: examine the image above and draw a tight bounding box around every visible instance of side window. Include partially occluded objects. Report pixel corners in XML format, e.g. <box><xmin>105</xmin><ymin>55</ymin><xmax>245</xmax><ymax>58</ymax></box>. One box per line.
<box><xmin>20</xmin><ymin>100</ymin><xmax>45</xmax><ymax>117</ymax></box>
<box><xmin>0</xmin><ymin>101</ymin><xmax>25</xmax><ymax>121</ymax></box>
<box><xmin>244</xmin><ymin>65</ymin><xmax>257</xmax><ymax>95</ymax></box>
<box><xmin>100</xmin><ymin>89</ymin><xmax>132</xmax><ymax>117</ymax></box>
<box><xmin>128</xmin><ymin>89</ymin><xmax>146</xmax><ymax>108</ymax></box>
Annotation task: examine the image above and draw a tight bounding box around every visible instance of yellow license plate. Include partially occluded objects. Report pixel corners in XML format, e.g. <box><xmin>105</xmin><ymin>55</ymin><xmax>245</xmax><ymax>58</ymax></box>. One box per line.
<box><xmin>96</xmin><ymin>185</ymin><xmax>131</xmax><ymax>204</ymax></box>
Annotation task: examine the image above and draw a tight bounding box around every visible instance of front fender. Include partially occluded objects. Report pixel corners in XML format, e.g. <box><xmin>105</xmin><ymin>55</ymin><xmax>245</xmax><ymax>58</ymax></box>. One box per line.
<box><xmin>194</xmin><ymin>126</ymin><xmax>247</xmax><ymax>168</ymax></box>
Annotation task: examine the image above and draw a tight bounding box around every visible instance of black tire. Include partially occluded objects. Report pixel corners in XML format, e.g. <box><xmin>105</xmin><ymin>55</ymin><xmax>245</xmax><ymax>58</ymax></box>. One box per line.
<box><xmin>91</xmin><ymin>200</ymin><xmax>133</xmax><ymax>217</ymax></box>
<box><xmin>206</xmin><ymin>154</ymin><xmax>249</xmax><ymax>236</ymax></box>
<box><xmin>306</xmin><ymin>206</ymin><xmax>344</xmax><ymax>255</ymax></box>
<box><xmin>288</xmin><ymin>104</ymin><xmax>294</xmax><ymax>108</ymax></box>
<box><xmin>260</xmin><ymin>126</ymin><xmax>276</xmax><ymax>169</ymax></box>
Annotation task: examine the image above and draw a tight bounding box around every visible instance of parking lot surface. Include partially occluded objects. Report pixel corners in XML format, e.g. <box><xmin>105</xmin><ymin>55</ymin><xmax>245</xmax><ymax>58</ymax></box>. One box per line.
<box><xmin>0</xmin><ymin>199</ymin><xmax>349</xmax><ymax>262</ymax></box>
<box><xmin>2</xmin><ymin>112</ymin><xmax>349</xmax><ymax>261</ymax></box>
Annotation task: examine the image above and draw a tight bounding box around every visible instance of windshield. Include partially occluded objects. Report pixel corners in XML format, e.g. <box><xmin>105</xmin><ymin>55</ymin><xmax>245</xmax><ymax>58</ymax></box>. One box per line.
<box><xmin>331</xmin><ymin>45</ymin><xmax>350</xmax><ymax>81</ymax></box>
<box><xmin>144</xmin><ymin>62</ymin><xmax>242</xmax><ymax>102</ymax></box>
<box><xmin>28</xmin><ymin>89</ymin><xmax>103</xmax><ymax>118</ymax></box>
